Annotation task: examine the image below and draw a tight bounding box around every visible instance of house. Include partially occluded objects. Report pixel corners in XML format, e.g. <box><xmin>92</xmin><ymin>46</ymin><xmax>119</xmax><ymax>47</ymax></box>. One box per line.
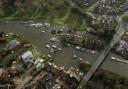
<box><xmin>86</xmin><ymin>27</ymin><xmax>96</xmax><ymax>34</ymax></box>
<box><xmin>116</xmin><ymin>40</ymin><xmax>128</xmax><ymax>52</ymax></box>
<box><xmin>7</xmin><ymin>40</ymin><xmax>20</xmax><ymax>50</ymax></box>
<box><xmin>21</xmin><ymin>51</ymin><xmax>33</xmax><ymax>63</ymax></box>
<box><xmin>0</xmin><ymin>32</ymin><xmax>5</xmax><ymax>38</ymax></box>
<box><xmin>35</xmin><ymin>58</ymin><xmax>45</xmax><ymax>70</ymax></box>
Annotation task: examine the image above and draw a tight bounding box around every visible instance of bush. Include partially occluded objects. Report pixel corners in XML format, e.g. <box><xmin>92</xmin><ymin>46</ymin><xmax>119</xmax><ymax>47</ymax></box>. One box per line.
<box><xmin>122</xmin><ymin>15</ymin><xmax>128</xmax><ymax>23</ymax></box>
<box><xmin>78</xmin><ymin>60</ymin><xmax>91</xmax><ymax>73</ymax></box>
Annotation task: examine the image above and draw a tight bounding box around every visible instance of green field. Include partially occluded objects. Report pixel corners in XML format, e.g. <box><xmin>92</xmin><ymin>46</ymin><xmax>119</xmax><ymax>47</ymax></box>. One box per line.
<box><xmin>0</xmin><ymin>0</ymin><xmax>88</xmax><ymax>30</ymax></box>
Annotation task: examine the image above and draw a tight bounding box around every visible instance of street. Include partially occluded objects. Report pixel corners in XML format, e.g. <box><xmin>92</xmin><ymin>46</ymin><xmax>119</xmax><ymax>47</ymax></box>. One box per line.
<box><xmin>16</xmin><ymin>76</ymin><xmax>32</xmax><ymax>89</ymax></box>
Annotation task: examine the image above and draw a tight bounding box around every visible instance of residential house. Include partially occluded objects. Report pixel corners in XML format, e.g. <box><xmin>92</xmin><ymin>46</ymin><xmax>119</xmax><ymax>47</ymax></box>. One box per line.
<box><xmin>21</xmin><ymin>51</ymin><xmax>33</xmax><ymax>63</ymax></box>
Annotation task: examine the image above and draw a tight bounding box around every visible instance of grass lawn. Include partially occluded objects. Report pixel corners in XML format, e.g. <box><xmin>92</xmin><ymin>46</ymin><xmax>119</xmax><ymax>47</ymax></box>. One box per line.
<box><xmin>79</xmin><ymin>22</ymin><xmax>87</xmax><ymax>31</ymax></box>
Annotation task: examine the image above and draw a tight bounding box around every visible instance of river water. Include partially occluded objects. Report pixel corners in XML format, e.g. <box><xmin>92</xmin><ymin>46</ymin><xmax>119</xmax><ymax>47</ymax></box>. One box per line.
<box><xmin>0</xmin><ymin>21</ymin><xmax>128</xmax><ymax>78</ymax></box>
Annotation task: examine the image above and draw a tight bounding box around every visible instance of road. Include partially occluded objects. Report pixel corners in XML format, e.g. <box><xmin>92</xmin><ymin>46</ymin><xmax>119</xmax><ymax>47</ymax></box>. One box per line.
<box><xmin>86</xmin><ymin>0</ymin><xmax>107</xmax><ymax>17</ymax></box>
<box><xmin>65</xmin><ymin>0</ymin><xmax>107</xmax><ymax>18</ymax></box>
<box><xmin>77</xmin><ymin>15</ymin><xmax>126</xmax><ymax>88</ymax></box>
<box><xmin>64</xmin><ymin>0</ymin><xmax>93</xmax><ymax>18</ymax></box>
<box><xmin>16</xmin><ymin>76</ymin><xmax>32</xmax><ymax>89</ymax></box>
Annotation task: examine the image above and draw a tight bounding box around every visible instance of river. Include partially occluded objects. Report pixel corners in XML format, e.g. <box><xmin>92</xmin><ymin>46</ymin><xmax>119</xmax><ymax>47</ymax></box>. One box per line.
<box><xmin>0</xmin><ymin>21</ymin><xmax>128</xmax><ymax>78</ymax></box>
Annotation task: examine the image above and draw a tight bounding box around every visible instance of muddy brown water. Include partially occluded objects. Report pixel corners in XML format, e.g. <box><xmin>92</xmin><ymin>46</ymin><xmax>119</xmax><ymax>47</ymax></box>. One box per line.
<box><xmin>0</xmin><ymin>21</ymin><xmax>128</xmax><ymax>78</ymax></box>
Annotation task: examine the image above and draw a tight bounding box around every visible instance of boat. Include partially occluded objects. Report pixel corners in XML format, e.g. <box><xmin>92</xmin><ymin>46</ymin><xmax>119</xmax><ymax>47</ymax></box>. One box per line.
<box><xmin>50</xmin><ymin>37</ymin><xmax>56</xmax><ymax>42</ymax></box>
<box><xmin>90</xmin><ymin>50</ymin><xmax>97</xmax><ymax>54</ymax></box>
<box><xmin>52</xmin><ymin>45</ymin><xmax>57</xmax><ymax>48</ymax></box>
<box><xmin>45</xmin><ymin>44</ymin><xmax>50</xmax><ymax>48</ymax></box>
<box><xmin>81</xmin><ymin>48</ymin><xmax>85</xmax><ymax>51</ymax></box>
<box><xmin>41</xmin><ymin>30</ymin><xmax>45</xmax><ymax>33</ymax></box>
<box><xmin>58</xmin><ymin>48</ymin><xmax>62</xmax><ymax>51</ymax></box>
<box><xmin>73</xmin><ymin>54</ymin><xmax>77</xmax><ymax>58</ymax></box>
<box><xmin>49</xmin><ymin>48</ymin><xmax>54</xmax><ymax>53</ymax></box>
<box><xmin>76</xmin><ymin>46</ymin><xmax>81</xmax><ymax>50</ymax></box>
<box><xmin>111</xmin><ymin>57</ymin><xmax>116</xmax><ymax>60</ymax></box>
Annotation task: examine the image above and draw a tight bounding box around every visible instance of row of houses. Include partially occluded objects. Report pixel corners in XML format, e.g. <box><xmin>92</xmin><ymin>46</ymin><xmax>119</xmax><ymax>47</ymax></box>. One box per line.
<box><xmin>23</xmin><ymin>63</ymin><xmax>82</xmax><ymax>89</ymax></box>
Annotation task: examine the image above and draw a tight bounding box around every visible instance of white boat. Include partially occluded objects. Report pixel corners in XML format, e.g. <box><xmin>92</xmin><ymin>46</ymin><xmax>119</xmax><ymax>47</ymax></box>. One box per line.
<box><xmin>81</xmin><ymin>48</ymin><xmax>85</xmax><ymax>51</ymax></box>
<box><xmin>45</xmin><ymin>44</ymin><xmax>50</xmax><ymax>48</ymax></box>
<box><xmin>20</xmin><ymin>21</ymin><xmax>24</xmax><ymax>24</ymax></box>
<box><xmin>41</xmin><ymin>30</ymin><xmax>45</xmax><ymax>33</ymax></box>
<box><xmin>47</xmin><ymin>55</ymin><xmax>52</xmax><ymax>58</ymax></box>
<box><xmin>90</xmin><ymin>50</ymin><xmax>97</xmax><ymax>54</ymax></box>
<box><xmin>110</xmin><ymin>57</ymin><xmax>128</xmax><ymax>63</ymax></box>
<box><xmin>52</xmin><ymin>45</ymin><xmax>57</xmax><ymax>48</ymax></box>
<box><xmin>50</xmin><ymin>37</ymin><xmax>56</xmax><ymax>42</ymax></box>
<box><xmin>111</xmin><ymin>57</ymin><xmax>116</xmax><ymax>60</ymax></box>
<box><xmin>67</xmin><ymin>43</ymin><xmax>71</xmax><ymax>46</ymax></box>
<box><xmin>79</xmin><ymin>58</ymin><xmax>83</xmax><ymax>61</ymax></box>
<box><xmin>9</xmin><ymin>33</ymin><xmax>13</xmax><ymax>35</ymax></box>
<box><xmin>44</xmin><ymin>22</ymin><xmax>51</xmax><ymax>28</ymax></box>
<box><xmin>58</xmin><ymin>48</ymin><xmax>62</xmax><ymax>51</ymax></box>
<box><xmin>49</xmin><ymin>48</ymin><xmax>54</xmax><ymax>53</ymax></box>
<box><xmin>73</xmin><ymin>54</ymin><xmax>77</xmax><ymax>58</ymax></box>
<box><xmin>24</xmin><ymin>22</ymin><xmax>27</xmax><ymax>24</ymax></box>
<box><xmin>76</xmin><ymin>46</ymin><xmax>81</xmax><ymax>50</ymax></box>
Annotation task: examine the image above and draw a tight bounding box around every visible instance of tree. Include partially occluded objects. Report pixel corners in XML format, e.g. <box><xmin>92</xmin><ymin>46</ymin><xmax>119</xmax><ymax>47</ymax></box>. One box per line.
<box><xmin>87</xmin><ymin>81</ymin><xmax>96</xmax><ymax>89</ymax></box>
<box><xmin>114</xmin><ymin>84</ymin><xmax>123</xmax><ymax>89</ymax></box>
<box><xmin>103</xmin><ymin>72</ymin><xmax>116</xmax><ymax>88</ymax></box>
<box><xmin>3</xmin><ymin>0</ymin><xmax>17</xmax><ymax>15</ymax></box>
<box><xmin>78</xmin><ymin>60</ymin><xmax>90</xmax><ymax>73</ymax></box>
<box><xmin>122</xmin><ymin>15</ymin><xmax>128</xmax><ymax>23</ymax></box>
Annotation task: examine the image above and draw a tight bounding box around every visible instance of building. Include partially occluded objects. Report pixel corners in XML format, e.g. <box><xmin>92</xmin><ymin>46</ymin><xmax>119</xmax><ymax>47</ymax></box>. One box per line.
<box><xmin>116</xmin><ymin>40</ymin><xmax>128</xmax><ymax>52</ymax></box>
<box><xmin>21</xmin><ymin>51</ymin><xmax>33</xmax><ymax>63</ymax></box>
<box><xmin>7</xmin><ymin>40</ymin><xmax>20</xmax><ymax>50</ymax></box>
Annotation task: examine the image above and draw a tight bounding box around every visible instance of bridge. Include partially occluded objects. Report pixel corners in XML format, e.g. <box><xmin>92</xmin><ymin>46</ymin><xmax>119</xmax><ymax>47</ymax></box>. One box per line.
<box><xmin>77</xmin><ymin>16</ymin><xmax>125</xmax><ymax>88</ymax></box>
